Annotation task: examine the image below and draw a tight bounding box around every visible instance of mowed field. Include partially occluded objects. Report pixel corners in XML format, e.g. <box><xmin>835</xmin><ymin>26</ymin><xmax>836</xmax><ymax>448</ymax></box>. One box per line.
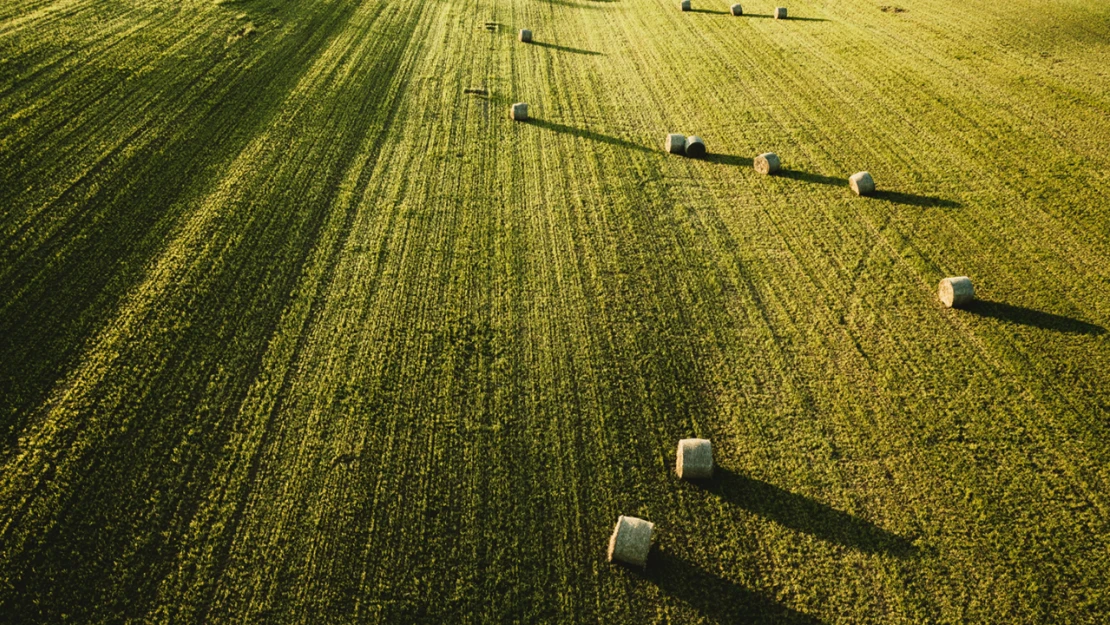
<box><xmin>2</xmin><ymin>0</ymin><xmax>1110</xmax><ymax>621</ymax></box>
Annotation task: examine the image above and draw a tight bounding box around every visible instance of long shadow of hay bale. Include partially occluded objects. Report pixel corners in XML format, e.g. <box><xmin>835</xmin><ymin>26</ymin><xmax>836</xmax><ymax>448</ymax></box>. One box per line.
<box><xmin>701</xmin><ymin>468</ymin><xmax>918</xmax><ymax>557</ymax></box>
<box><xmin>537</xmin><ymin>0</ymin><xmax>607</xmax><ymax>8</ymax></box>
<box><xmin>872</xmin><ymin>190</ymin><xmax>961</xmax><ymax>207</ymax></box>
<box><xmin>531</xmin><ymin>41</ymin><xmax>603</xmax><ymax>55</ymax></box>
<box><xmin>705</xmin><ymin>153</ymin><xmax>754</xmax><ymax>167</ymax></box>
<box><xmin>777</xmin><ymin>169</ymin><xmax>847</xmax><ymax>187</ymax></box>
<box><xmin>527</xmin><ymin>118</ymin><xmax>653</xmax><ymax>154</ymax></box>
<box><xmin>962</xmin><ymin>301</ymin><xmax>1105</xmax><ymax>335</ymax></box>
<box><xmin>635</xmin><ymin>550</ymin><xmax>825</xmax><ymax>624</ymax></box>
<box><xmin>746</xmin><ymin>13</ymin><xmax>830</xmax><ymax>21</ymax></box>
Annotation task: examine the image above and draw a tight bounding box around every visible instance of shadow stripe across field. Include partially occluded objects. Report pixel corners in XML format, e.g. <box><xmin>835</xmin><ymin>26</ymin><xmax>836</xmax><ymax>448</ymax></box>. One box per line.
<box><xmin>0</xmin><ymin>0</ymin><xmax>1109</xmax><ymax>622</ymax></box>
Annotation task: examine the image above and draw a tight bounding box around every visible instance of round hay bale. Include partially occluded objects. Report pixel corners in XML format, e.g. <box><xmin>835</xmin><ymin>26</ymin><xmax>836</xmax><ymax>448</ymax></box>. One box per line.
<box><xmin>754</xmin><ymin>152</ymin><xmax>781</xmax><ymax>175</ymax></box>
<box><xmin>607</xmin><ymin>515</ymin><xmax>654</xmax><ymax>567</ymax></box>
<box><xmin>774</xmin><ymin>6</ymin><xmax>787</xmax><ymax>18</ymax></box>
<box><xmin>938</xmin><ymin>276</ymin><xmax>975</xmax><ymax>308</ymax></box>
<box><xmin>676</xmin><ymin>438</ymin><xmax>713</xmax><ymax>479</ymax></box>
<box><xmin>731</xmin><ymin>3</ymin><xmax>743</xmax><ymax>15</ymax></box>
<box><xmin>684</xmin><ymin>135</ymin><xmax>706</xmax><ymax>158</ymax></box>
<box><xmin>849</xmin><ymin>171</ymin><xmax>875</xmax><ymax>196</ymax></box>
<box><xmin>510</xmin><ymin>102</ymin><xmax>528</xmax><ymax>121</ymax></box>
<box><xmin>665</xmin><ymin>133</ymin><xmax>686</xmax><ymax>154</ymax></box>
<box><xmin>681</xmin><ymin>0</ymin><xmax>691</xmax><ymax>11</ymax></box>
<box><xmin>519</xmin><ymin>29</ymin><xmax>532</xmax><ymax>43</ymax></box>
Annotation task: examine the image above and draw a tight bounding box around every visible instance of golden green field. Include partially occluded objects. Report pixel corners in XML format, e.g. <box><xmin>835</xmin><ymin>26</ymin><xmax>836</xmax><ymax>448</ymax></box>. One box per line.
<box><xmin>2</xmin><ymin>0</ymin><xmax>1109</xmax><ymax>621</ymax></box>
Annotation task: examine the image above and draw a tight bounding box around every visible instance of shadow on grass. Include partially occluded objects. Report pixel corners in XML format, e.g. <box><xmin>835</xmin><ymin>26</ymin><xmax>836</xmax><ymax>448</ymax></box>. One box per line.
<box><xmin>962</xmin><ymin>300</ymin><xmax>1106</xmax><ymax>335</ymax></box>
<box><xmin>872</xmin><ymin>190</ymin><xmax>961</xmax><ymax>208</ymax></box>
<box><xmin>705</xmin><ymin>153</ymin><xmax>753</xmax><ymax>167</ymax></box>
<box><xmin>690</xmin><ymin>8</ymin><xmax>730</xmax><ymax>14</ymax></box>
<box><xmin>778</xmin><ymin>169</ymin><xmax>848</xmax><ymax>187</ymax></box>
<box><xmin>537</xmin><ymin>0</ymin><xmax>605</xmax><ymax>8</ymax></box>
<box><xmin>700</xmin><ymin>468</ymin><xmax>917</xmax><ymax>557</ymax></box>
<box><xmin>747</xmin><ymin>13</ymin><xmax>830</xmax><ymax>21</ymax></box>
<box><xmin>527</xmin><ymin>119</ymin><xmax>653</xmax><ymax>154</ymax></box>
<box><xmin>532</xmin><ymin>41</ymin><xmax>602</xmax><ymax>55</ymax></box>
<box><xmin>705</xmin><ymin>164</ymin><xmax>957</xmax><ymax>207</ymax></box>
<box><xmin>631</xmin><ymin>551</ymin><xmax>825</xmax><ymax>624</ymax></box>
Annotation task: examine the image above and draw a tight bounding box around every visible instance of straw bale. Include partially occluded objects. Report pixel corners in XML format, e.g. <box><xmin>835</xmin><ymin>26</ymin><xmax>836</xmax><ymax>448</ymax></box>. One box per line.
<box><xmin>685</xmin><ymin>135</ymin><xmax>706</xmax><ymax>158</ymax></box>
<box><xmin>607</xmin><ymin>515</ymin><xmax>654</xmax><ymax>567</ymax></box>
<box><xmin>754</xmin><ymin>152</ymin><xmax>781</xmax><ymax>175</ymax></box>
<box><xmin>938</xmin><ymin>276</ymin><xmax>975</xmax><ymax>308</ymax></box>
<box><xmin>849</xmin><ymin>171</ymin><xmax>875</xmax><ymax>195</ymax></box>
<box><xmin>665</xmin><ymin>133</ymin><xmax>686</xmax><ymax>154</ymax></box>
<box><xmin>676</xmin><ymin>438</ymin><xmax>714</xmax><ymax>479</ymax></box>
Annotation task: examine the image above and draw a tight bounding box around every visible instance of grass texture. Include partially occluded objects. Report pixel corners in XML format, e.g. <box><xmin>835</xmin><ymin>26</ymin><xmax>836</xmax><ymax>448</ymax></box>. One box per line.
<box><xmin>1</xmin><ymin>0</ymin><xmax>1109</xmax><ymax>622</ymax></box>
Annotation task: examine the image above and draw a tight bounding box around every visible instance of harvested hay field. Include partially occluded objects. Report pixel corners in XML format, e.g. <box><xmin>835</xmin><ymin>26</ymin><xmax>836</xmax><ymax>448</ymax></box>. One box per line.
<box><xmin>1</xmin><ymin>0</ymin><xmax>1109</xmax><ymax>622</ymax></box>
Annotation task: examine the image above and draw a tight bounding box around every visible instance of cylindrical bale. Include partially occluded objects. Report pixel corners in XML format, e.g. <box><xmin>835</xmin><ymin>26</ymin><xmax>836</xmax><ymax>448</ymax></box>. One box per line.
<box><xmin>665</xmin><ymin>133</ymin><xmax>686</xmax><ymax>154</ymax></box>
<box><xmin>754</xmin><ymin>152</ymin><xmax>781</xmax><ymax>175</ymax></box>
<box><xmin>519</xmin><ymin>29</ymin><xmax>532</xmax><ymax>43</ymax></box>
<box><xmin>938</xmin><ymin>276</ymin><xmax>976</xmax><ymax>308</ymax></box>
<box><xmin>510</xmin><ymin>102</ymin><xmax>528</xmax><ymax>121</ymax></box>
<box><xmin>680</xmin><ymin>0</ymin><xmax>691</xmax><ymax>11</ymax></box>
<box><xmin>685</xmin><ymin>135</ymin><xmax>706</xmax><ymax>158</ymax></box>
<box><xmin>849</xmin><ymin>171</ymin><xmax>875</xmax><ymax>196</ymax></box>
<box><xmin>774</xmin><ymin>6</ymin><xmax>787</xmax><ymax>18</ymax></box>
<box><xmin>730</xmin><ymin>3</ymin><xmax>743</xmax><ymax>15</ymax></box>
<box><xmin>676</xmin><ymin>438</ymin><xmax>713</xmax><ymax>479</ymax></box>
<box><xmin>607</xmin><ymin>515</ymin><xmax>654</xmax><ymax>567</ymax></box>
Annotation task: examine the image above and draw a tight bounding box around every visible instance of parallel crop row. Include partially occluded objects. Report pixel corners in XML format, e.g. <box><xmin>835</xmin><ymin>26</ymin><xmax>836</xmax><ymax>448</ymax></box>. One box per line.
<box><xmin>1</xmin><ymin>0</ymin><xmax>1108</xmax><ymax>622</ymax></box>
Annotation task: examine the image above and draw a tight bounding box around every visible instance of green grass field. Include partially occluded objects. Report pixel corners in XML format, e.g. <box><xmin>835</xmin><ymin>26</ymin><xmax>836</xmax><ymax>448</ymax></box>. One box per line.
<box><xmin>2</xmin><ymin>0</ymin><xmax>1109</xmax><ymax>622</ymax></box>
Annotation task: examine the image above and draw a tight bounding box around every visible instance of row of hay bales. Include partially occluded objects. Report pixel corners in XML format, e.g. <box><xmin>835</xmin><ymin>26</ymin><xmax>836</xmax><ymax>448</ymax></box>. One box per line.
<box><xmin>607</xmin><ymin>439</ymin><xmax>713</xmax><ymax>566</ymax></box>
<box><xmin>507</xmin><ymin>14</ymin><xmax>977</xmax><ymax>570</ymax></box>
<box><xmin>672</xmin><ymin>144</ymin><xmax>879</xmax><ymax>197</ymax></box>
<box><xmin>682</xmin><ymin>2</ymin><xmax>788</xmax><ymax>18</ymax></box>
<box><xmin>749</xmin><ymin>152</ymin><xmax>978</xmax><ymax>307</ymax></box>
<box><xmin>756</xmin><ymin>150</ymin><xmax>875</xmax><ymax>196</ymax></box>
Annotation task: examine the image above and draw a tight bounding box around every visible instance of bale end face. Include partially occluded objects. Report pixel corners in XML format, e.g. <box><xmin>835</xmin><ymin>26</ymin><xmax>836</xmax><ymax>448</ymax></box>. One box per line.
<box><xmin>680</xmin><ymin>0</ymin><xmax>691</xmax><ymax>10</ymax></box>
<box><xmin>938</xmin><ymin>277</ymin><xmax>975</xmax><ymax>308</ymax></box>
<box><xmin>684</xmin><ymin>135</ymin><xmax>706</xmax><ymax>158</ymax></box>
<box><xmin>519</xmin><ymin>29</ymin><xmax>532</xmax><ymax>43</ymax></box>
<box><xmin>676</xmin><ymin>438</ymin><xmax>713</xmax><ymax>479</ymax></box>
<box><xmin>754</xmin><ymin>152</ymin><xmax>781</xmax><ymax>175</ymax></box>
<box><xmin>510</xmin><ymin>102</ymin><xmax>528</xmax><ymax>121</ymax></box>
<box><xmin>774</xmin><ymin>6</ymin><xmax>787</xmax><ymax>18</ymax></box>
<box><xmin>665</xmin><ymin>133</ymin><xmax>686</xmax><ymax>154</ymax></box>
<box><xmin>608</xmin><ymin>516</ymin><xmax>654</xmax><ymax>567</ymax></box>
<box><xmin>849</xmin><ymin>171</ymin><xmax>875</xmax><ymax>195</ymax></box>
<box><xmin>730</xmin><ymin>3</ymin><xmax>743</xmax><ymax>15</ymax></box>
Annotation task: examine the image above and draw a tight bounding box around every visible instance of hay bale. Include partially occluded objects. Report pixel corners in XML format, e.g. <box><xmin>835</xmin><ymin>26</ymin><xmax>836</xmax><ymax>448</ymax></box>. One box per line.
<box><xmin>938</xmin><ymin>276</ymin><xmax>975</xmax><ymax>308</ymax></box>
<box><xmin>774</xmin><ymin>6</ymin><xmax>787</xmax><ymax>18</ymax></box>
<box><xmin>676</xmin><ymin>438</ymin><xmax>713</xmax><ymax>479</ymax></box>
<box><xmin>681</xmin><ymin>0</ymin><xmax>691</xmax><ymax>11</ymax></box>
<box><xmin>849</xmin><ymin>171</ymin><xmax>875</xmax><ymax>196</ymax></box>
<box><xmin>754</xmin><ymin>152</ymin><xmax>780</xmax><ymax>175</ymax></box>
<box><xmin>607</xmin><ymin>515</ymin><xmax>654</xmax><ymax>567</ymax></box>
<box><xmin>519</xmin><ymin>29</ymin><xmax>532</xmax><ymax>43</ymax></box>
<box><xmin>510</xmin><ymin>102</ymin><xmax>528</xmax><ymax>121</ymax></box>
<box><xmin>665</xmin><ymin>133</ymin><xmax>686</xmax><ymax>154</ymax></box>
<box><xmin>685</xmin><ymin>135</ymin><xmax>706</xmax><ymax>158</ymax></box>
<box><xmin>731</xmin><ymin>3</ymin><xmax>743</xmax><ymax>15</ymax></box>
